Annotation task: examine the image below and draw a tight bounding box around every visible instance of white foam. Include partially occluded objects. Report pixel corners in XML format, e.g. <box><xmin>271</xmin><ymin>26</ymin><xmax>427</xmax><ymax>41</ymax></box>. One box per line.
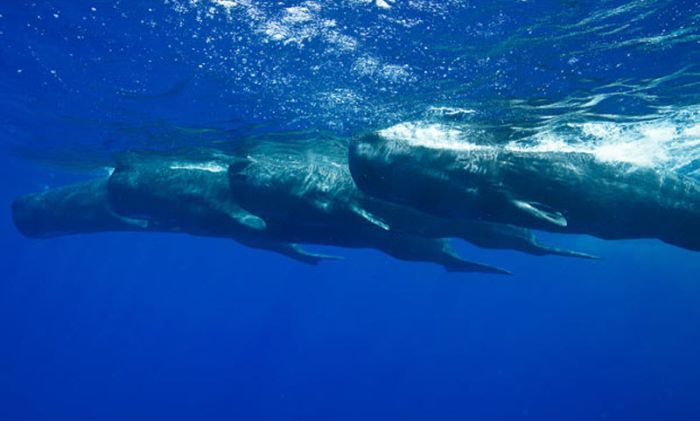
<box><xmin>345</xmin><ymin>0</ymin><xmax>396</xmax><ymax>10</ymax></box>
<box><xmin>506</xmin><ymin>131</ymin><xmax>668</xmax><ymax>167</ymax></box>
<box><xmin>682</xmin><ymin>123</ymin><xmax>700</xmax><ymax>137</ymax></box>
<box><xmin>378</xmin><ymin>122</ymin><xmax>484</xmax><ymax>151</ymax></box>
<box><xmin>218</xmin><ymin>1</ymin><xmax>354</xmax><ymax>51</ymax></box>
<box><xmin>188</xmin><ymin>0</ymin><xmax>415</xmax><ymax>82</ymax></box>
<box><xmin>352</xmin><ymin>55</ymin><xmax>415</xmax><ymax>82</ymax></box>
<box><xmin>211</xmin><ymin>0</ymin><xmax>238</xmax><ymax>9</ymax></box>
<box><xmin>375</xmin><ymin>0</ymin><xmax>394</xmax><ymax>9</ymax></box>
<box><xmin>427</xmin><ymin>106</ymin><xmax>477</xmax><ymax>118</ymax></box>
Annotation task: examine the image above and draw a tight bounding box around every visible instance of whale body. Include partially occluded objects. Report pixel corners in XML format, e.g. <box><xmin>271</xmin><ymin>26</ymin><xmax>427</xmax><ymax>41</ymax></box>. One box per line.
<box><xmin>349</xmin><ymin>133</ymin><xmax>700</xmax><ymax>251</ymax></box>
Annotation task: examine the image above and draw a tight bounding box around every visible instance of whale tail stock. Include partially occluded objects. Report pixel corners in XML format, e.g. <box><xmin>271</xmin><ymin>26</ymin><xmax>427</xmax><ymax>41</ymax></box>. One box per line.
<box><xmin>453</xmin><ymin>221</ymin><xmax>598</xmax><ymax>260</ymax></box>
<box><xmin>236</xmin><ymin>239</ymin><xmax>344</xmax><ymax>265</ymax></box>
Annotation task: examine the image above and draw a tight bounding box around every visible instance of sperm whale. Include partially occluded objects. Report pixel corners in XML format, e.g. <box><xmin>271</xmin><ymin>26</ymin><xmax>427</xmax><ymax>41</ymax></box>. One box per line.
<box><xmin>349</xmin><ymin>133</ymin><xmax>700</xmax><ymax>251</ymax></box>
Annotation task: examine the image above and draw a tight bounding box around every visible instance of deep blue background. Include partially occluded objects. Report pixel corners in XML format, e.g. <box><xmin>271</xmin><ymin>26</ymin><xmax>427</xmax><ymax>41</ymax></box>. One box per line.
<box><xmin>2</xmin><ymin>1</ymin><xmax>700</xmax><ymax>420</ymax></box>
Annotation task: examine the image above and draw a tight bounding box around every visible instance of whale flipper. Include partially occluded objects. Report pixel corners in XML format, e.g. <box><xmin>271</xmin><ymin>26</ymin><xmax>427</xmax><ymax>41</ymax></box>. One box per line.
<box><xmin>512</xmin><ymin>200</ymin><xmax>568</xmax><ymax>228</ymax></box>
<box><xmin>229</xmin><ymin>207</ymin><xmax>267</xmax><ymax>231</ymax></box>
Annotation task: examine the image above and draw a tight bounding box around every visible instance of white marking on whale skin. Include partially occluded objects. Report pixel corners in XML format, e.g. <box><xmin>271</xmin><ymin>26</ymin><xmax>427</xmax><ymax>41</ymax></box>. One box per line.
<box><xmin>169</xmin><ymin>162</ymin><xmax>228</xmax><ymax>173</ymax></box>
<box><xmin>351</xmin><ymin>204</ymin><xmax>390</xmax><ymax>230</ymax></box>
<box><xmin>512</xmin><ymin>200</ymin><xmax>568</xmax><ymax>228</ymax></box>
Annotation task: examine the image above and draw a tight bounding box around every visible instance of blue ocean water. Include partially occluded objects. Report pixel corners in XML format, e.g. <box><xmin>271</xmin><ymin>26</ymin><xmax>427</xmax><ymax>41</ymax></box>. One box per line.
<box><xmin>1</xmin><ymin>1</ymin><xmax>700</xmax><ymax>420</ymax></box>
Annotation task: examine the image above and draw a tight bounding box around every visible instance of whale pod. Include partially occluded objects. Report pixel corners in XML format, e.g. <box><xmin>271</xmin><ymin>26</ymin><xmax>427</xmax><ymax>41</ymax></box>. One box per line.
<box><xmin>11</xmin><ymin>148</ymin><xmax>507</xmax><ymax>273</ymax></box>
<box><xmin>13</xmin><ymin>133</ymin><xmax>600</xmax><ymax>274</ymax></box>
